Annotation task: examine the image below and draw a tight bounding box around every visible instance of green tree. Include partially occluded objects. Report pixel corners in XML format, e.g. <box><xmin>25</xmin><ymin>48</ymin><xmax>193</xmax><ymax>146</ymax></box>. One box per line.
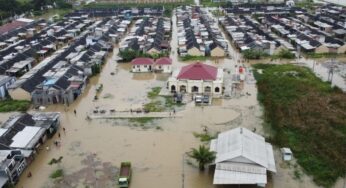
<box><xmin>188</xmin><ymin>145</ymin><xmax>216</xmax><ymax>171</ymax></box>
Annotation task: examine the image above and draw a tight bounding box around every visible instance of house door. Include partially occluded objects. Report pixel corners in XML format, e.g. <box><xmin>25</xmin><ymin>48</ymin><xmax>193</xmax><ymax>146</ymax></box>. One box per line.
<box><xmin>192</xmin><ymin>86</ymin><xmax>199</xmax><ymax>93</ymax></box>
<box><xmin>171</xmin><ymin>85</ymin><xmax>176</xmax><ymax>92</ymax></box>
<box><xmin>180</xmin><ymin>85</ymin><xmax>187</xmax><ymax>93</ymax></box>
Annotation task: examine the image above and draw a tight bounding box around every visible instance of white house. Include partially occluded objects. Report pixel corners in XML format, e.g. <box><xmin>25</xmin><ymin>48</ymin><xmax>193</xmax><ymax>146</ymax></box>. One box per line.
<box><xmin>210</xmin><ymin>127</ymin><xmax>276</xmax><ymax>187</ymax></box>
<box><xmin>168</xmin><ymin>63</ymin><xmax>223</xmax><ymax>96</ymax></box>
<box><xmin>131</xmin><ymin>58</ymin><xmax>154</xmax><ymax>73</ymax></box>
<box><xmin>0</xmin><ymin>75</ymin><xmax>16</xmax><ymax>100</ymax></box>
<box><xmin>154</xmin><ymin>57</ymin><xmax>172</xmax><ymax>73</ymax></box>
<box><xmin>131</xmin><ymin>57</ymin><xmax>173</xmax><ymax>73</ymax></box>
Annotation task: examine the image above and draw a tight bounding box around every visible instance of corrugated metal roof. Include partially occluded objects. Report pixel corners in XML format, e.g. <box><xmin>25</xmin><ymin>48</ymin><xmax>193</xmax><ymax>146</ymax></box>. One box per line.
<box><xmin>214</xmin><ymin>127</ymin><xmax>269</xmax><ymax>168</ymax></box>
<box><xmin>214</xmin><ymin>163</ymin><xmax>267</xmax><ymax>185</ymax></box>
<box><xmin>211</xmin><ymin>127</ymin><xmax>277</xmax><ymax>185</ymax></box>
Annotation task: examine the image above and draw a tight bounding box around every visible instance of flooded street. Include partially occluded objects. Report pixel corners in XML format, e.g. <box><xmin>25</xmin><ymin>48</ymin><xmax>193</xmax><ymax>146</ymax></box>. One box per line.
<box><xmin>9</xmin><ymin>9</ymin><xmax>346</xmax><ymax>188</ymax></box>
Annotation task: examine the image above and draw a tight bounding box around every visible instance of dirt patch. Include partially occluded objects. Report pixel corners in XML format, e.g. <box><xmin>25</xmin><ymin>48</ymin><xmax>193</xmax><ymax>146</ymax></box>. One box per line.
<box><xmin>50</xmin><ymin>153</ymin><xmax>118</xmax><ymax>188</ymax></box>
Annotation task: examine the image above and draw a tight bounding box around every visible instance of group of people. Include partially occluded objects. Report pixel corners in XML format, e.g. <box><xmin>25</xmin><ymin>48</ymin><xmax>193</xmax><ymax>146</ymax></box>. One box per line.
<box><xmin>45</xmin><ymin>127</ymin><xmax>66</xmax><ymax>151</ymax></box>
<box><xmin>169</xmin><ymin>109</ymin><xmax>176</xmax><ymax>116</ymax></box>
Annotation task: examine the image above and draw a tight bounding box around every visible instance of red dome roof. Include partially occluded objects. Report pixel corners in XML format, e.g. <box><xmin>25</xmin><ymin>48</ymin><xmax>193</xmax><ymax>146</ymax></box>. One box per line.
<box><xmin>131</xmin><ymin>58</ymin><xmax>154</xmax><ymax>65</ymax></box>
<box><xmin>155</xmin><ymin>57</ymin><xmax>172</xmax><ymax>65</ymax></box>
<box><xmin>177</xmin><ymin>63</ymin><xmax>217</xmax><ymax>80</ymax></box>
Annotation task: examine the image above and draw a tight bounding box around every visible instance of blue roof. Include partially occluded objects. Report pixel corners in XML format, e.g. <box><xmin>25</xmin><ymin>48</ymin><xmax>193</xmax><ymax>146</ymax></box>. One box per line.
<box><xmin>44</xmin><ymin>78</ymin><xmax>58</xmax><ymax>86</ymax></box>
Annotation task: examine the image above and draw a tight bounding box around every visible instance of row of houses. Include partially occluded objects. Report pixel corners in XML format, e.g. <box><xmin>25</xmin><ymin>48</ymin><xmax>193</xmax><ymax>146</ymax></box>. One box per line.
<box><xmin>0</xmin><ymin>18</ymin><xmax>38</xmax><ymax>38</ymax></box>
<box><xmin>66</xmin><ymin>7</ymin><xmax>164</xmax><ymax>18</ymax></box>
<box><xmin>221</xmin><ymin>3</ymin><xmax>305</xmax><ymax>15</ymax></box>
<box><xmin>264</xmin><ymin>15</ymin><xmax>346</xmax><ymax>54</ymax></box>
<box><xmin>293</xmin><ymin>10</ymin><xmax>346</xmax><ymax>40</ymax></box>
<box><xmin>0</xmin><ymin>18</ymin><xmax>92</xmax><ymax>77</ymax></box>
<box><xmin>176</xmin><ymin>6</ymin><xmax>228</xmax><ymax>57</ymax></box>
<box><xmin>120</xmin><ymin>17</ymin><xmax>171</xmax><ymax>56</ymax></box>
<box><xmin>0</xmin><ymin>112</ymin><xmax>60</xmax><ymax>187</ymax></box>
<box><xmin>7</xmin><ymin>17</ymin><xmax>130</xmax><ymax>106</ymax></box>
<box><xmin>220</xmin><ymin>15</ymin><xmax>282</xmax><ymax>55</ymax></box>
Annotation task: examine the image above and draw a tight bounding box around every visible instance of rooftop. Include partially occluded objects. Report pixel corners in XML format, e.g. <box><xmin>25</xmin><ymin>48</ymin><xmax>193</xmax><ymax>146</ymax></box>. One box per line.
<box><xmin>177</xmin><ymin>63</ymin><xmax>217</xmax><ymax>80</ymax></box>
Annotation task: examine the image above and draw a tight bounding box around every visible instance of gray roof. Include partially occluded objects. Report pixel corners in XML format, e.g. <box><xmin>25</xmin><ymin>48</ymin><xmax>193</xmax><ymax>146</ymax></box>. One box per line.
<box><xmin>0</xmin><ymin>75</ymin><xmax>13</xmax><ymax>86</ymax></box>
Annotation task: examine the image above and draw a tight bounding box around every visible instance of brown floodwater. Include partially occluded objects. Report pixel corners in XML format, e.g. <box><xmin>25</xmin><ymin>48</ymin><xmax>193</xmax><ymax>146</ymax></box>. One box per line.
<box><xmin>9</xmin><ymin>9</ymin><xmax>346</xmax><ymax>188</ymax></box>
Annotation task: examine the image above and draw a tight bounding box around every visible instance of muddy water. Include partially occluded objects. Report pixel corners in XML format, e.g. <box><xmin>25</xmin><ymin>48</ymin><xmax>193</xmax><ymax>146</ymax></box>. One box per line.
<box><xmin>15</xmin><ymin>45</ymin><xmax>263</xmax><ymax>188</ymax></box>
<box><xmin>13</xmin><ymin>14</ymin><xmax>264</xmax><ymax>188</ymax></box>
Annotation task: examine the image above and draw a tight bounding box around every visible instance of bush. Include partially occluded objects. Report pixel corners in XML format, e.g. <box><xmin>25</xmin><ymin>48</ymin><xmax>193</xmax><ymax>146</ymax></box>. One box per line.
<box><xmin>243</xmin><ymin>49</ymin><xmax>269</xmax><ymax>59</ymax></box>
<box><xmin>274</xmin><ymin>49</ymin><xmax>295</xmax><ymax>59</ymax></box>
<box><xmin>147</xmin><ymin>87</ymin><xmax>161</xmax><ymax>99</ymax></box>
<box><xmin>50</xmin><ymin>169</ymin><xmax>63</xmax><ymax>179</ymax></box>
<box><xmin>180</xmin><ymin>55</ymin><xmax>207</xmax><ymax>61</ymax></box>
<box><xmin>0</xmin><ymin>100</ymin><xmax>30</xmax><ymax>112</ymax></box>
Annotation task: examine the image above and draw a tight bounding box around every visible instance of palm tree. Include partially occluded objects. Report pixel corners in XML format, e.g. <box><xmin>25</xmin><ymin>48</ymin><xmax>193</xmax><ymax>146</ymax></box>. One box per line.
<box><xmin>189</xmin><ymin>145</ymin><xmax>216</xmax><ymax>171</ymax></box>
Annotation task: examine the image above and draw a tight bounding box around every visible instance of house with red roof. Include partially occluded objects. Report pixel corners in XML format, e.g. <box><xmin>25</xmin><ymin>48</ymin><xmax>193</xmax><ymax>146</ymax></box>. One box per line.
<box><xmin>154</xmin><ymin>57</ymin><xmax>172</xmax><ymax>73</ymax></box>
<box><xmin>131</xmin><ymin>58</ymin><xmax>155</xmax><ymax>72</ymax></box>
<box><xmin>131</xmin><ymin>57</ymin><xmax>172</xmax><ymax>73</ymax></box>
<box><xmin>168</xmin><ymin>63</ymin><xmax>223</xmax><ymax>96</ymax></box>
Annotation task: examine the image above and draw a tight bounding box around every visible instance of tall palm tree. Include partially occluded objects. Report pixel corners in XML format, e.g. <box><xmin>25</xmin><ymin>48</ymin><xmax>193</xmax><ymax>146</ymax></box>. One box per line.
<box><xmin>189</xmin><ymin>145</ymin><xmax>216</xmax><ymax>171</ymax></box>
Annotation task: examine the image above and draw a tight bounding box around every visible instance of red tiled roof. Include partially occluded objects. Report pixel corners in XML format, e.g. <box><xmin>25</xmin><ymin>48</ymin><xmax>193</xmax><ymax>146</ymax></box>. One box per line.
<box><xmin>131</xmin><ymin>58</ymin><xmax>154</xmax><ymax>65</ymax></box>
<box><xmin>177</xmin><ymin>63</ymin><xmax>217</xmax><ymax>80</ymax></box>
<box><xmin>0</xmin><ymin>21</ymin><xmax>28</xmax><ymax>35</ymax></box>
<box><xmin>155</xmin><ymin>57</ymin><xmax>172</xmax><ymax>65</ymax></box>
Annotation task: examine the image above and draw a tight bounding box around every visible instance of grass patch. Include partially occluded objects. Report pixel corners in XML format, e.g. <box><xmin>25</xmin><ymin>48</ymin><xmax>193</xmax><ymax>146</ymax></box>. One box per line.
<box><xmin>147</xmin><ymin>87</ymin><xmax>161</xmax><ymax>99</ymax></box>
<box><xmin>143</xmin><ymin>101</ymin><xmax>164</xmax><ymax>112</ymax></box>
<box><xmin>0</xmin><ymin>100</ymin><xmax>30</xmax><ymax>112</ymax></box>
<box><xmin>272</xmin><ymin>49</ymin><xmax>295</xmax><ymax>60</ymax></box>
<box><xmin>304</xmin><ymin>52</ymin><xmax>346</xmax><ymax>59</ymax></box>
<box><xmin>243</xmin><ymin>49</ymin><xmax>269</xmax><ymax>60</ymax></box>
<box><xmin>193</xmin><ymin>132</ymin><xmax>217</xmax><ymax>142</ymax></box>
<box><xmin>163</xmin><ymin>96</ymin><xmax>184</xmax><ymax>109</ymax></box>
<box><xmin>129</xmin><ymin>117</ymin><xmax>156</xmax><ymax>124</ymax></box>
<box><xmin>253</xmin><ymin>64</ymin><xmax>346</xmax><ymax>188</ymax></box>
<box><xmin>50</xmin><ymin>169</ymin><xmax>64</xmax><ymax>179</ymax></box>
<box><xmin>200</xmin><ymin>0</ymin><xmax>229</xmax><ymax>7</ymax></box>
<box><xmin>180</xmin><ymin>55</ymin><xmax>207</xmax><ymax>61</ymax></box>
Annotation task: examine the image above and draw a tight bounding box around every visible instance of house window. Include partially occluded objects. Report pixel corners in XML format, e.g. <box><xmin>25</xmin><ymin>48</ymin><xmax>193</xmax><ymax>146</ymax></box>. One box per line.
<box><xmin>159</xmin><ymin>66</ymin><xmax>162</xmax><ymax>69</ymax></box>
<box><xmin>215</xmin><ymin>87</ymin><xmax>220</xmax><ymax>93</ymax></box>
<box><xmin>144</xmin><ymin>65</ymin><xmax>147</xmax><ymax>68</ymax></box>
<box><xmin>137</xmin><ymin>65</ymin><xmax>140</xmax><ymax>68</ymax></box>
<box><xmin>205</xmin><ymin>86</ymin><xmax>211</xmax><ymax>93</ymax></box>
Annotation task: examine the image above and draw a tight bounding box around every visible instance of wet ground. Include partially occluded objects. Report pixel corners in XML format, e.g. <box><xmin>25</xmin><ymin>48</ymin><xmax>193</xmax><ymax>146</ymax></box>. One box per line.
<box><xmin>7</xmin><ymin>9</ymin><xmax>346</xmax><ymax>188</ymax></box>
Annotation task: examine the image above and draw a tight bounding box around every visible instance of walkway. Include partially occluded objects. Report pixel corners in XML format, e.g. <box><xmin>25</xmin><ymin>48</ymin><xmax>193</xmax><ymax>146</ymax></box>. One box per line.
<box><xmin>88</xmin><ymin>111</ymin><xmax>182</xmax><ymax>119</ymax></box>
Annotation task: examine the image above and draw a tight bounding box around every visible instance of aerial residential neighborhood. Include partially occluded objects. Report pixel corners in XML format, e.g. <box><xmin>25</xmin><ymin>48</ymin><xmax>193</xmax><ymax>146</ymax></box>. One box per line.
<box><xmin>0</xmin><ymin>0</ymin><xmax>345</xmax><ymax>188</ymax></box>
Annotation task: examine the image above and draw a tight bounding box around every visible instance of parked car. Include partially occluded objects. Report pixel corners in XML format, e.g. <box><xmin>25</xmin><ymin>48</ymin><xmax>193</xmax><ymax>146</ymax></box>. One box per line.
<box><xmin>202</xmin><ymin>95</ymin><xmax>209</xmax><ymax>103</ymax></box>
<box><xmin>195</xmin><ymin>95</ymin><xmax>203</xmax><ymax>103</ymax></box>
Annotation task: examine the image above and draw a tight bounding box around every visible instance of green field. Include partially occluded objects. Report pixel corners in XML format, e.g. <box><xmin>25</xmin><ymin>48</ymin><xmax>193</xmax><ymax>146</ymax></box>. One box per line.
<box><xmin>0</xmin><ymin>100</ymin><xmax>31</xmax><ymax>112</ymax></box>
<box><xmin>253</xmin><ymin>64</ymin><xmax>346</xmax><ymax>188</ymax></box>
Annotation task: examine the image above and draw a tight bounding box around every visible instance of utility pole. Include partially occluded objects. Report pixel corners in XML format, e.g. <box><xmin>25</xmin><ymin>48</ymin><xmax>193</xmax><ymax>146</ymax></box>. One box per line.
<box><xmin>182</xmin><ymin>153</ymin><xmax>185</xmax><ymax>188</ymax></box>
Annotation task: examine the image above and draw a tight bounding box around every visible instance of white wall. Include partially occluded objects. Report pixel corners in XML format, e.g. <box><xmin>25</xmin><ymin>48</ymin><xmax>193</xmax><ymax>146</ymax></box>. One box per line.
<box><xmin>132</xmin><ymin>64</ymin><xmax>152</xmax><ymax>72</ymax></box>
